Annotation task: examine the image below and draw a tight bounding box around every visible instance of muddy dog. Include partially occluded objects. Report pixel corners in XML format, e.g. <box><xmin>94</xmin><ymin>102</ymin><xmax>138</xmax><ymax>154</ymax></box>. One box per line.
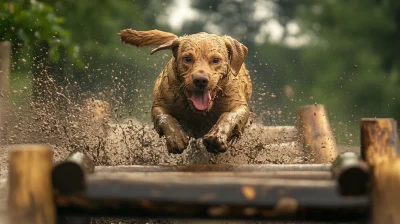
<box><xmin>119</xmin><ymin>29</ymin><xmax>252</xmax><ymax>154</ymax></box>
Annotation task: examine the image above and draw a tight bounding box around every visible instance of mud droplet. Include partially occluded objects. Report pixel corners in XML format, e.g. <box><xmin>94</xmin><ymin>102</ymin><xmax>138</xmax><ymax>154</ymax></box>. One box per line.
<box><xmin>241</xmin><ymin>186</ymin><xmax>256</xmax><ymax>200</ymax></box>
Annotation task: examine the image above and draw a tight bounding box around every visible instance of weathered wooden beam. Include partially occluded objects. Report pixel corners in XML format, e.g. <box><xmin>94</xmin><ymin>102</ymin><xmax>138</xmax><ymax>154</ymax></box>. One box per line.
<box><xmin>56</xmin><ymin>172</ymin><xmax>369</xmax><ymax>221</ymax></box>
<box><xmin>94</xmin><ymin>164</ymin><xmax>332</xmax><ymax>173</ymax></box>
<box><xmin>0</xmin><ymin>42</ymin><xmax>11</xmax><ymax>143</ymax></box>
<box><xmin>8</xmin><ymin>144</ymin><xmax>55</xmax><ymax>224</ymax></box>
<box><xmin>332</xmin><ymin>152</ymin><xmax>370</xmax><ymax>196</ymax></box>
<box><xmin>360</xmin><ymin>118</ymin><xmax>400</xmax><ymax>224</ymax></box>
<box><xmin>52</xmin><ymin>151</ymin><xmax>94</xmax><ymax>194</ymax></box>
<box><xmin>297</xmin><ymin>104</ymin><xmax>338</xmax><ymax>163</ymax></box>
<box><xmin>82</xmin><ymin>171</ymin><xmax>332</xmax><ymax>180</ymax></box>
<box><xmin>54</xmin><ymin>163</ymin><xmax>333</xmax><ymax>202</ymax></box>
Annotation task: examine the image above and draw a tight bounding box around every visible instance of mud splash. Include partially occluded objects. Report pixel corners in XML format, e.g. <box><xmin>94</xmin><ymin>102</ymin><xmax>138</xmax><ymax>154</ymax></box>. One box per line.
<box><xmin>0</xmin><ymin>72</ymin><xmax>353</xmax><ymax>224</ymax></box>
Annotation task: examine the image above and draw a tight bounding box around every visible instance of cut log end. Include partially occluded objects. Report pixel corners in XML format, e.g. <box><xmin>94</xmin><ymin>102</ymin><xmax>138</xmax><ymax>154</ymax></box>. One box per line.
<box><xmin>332</xmin><ymin>152</ymin><xmax>370</xmax><ymax>196</ymax></box>
<box><xmin>52</xmin><ymin>151</ymin><xmax>95</xmax><ymax>194</ymax></box>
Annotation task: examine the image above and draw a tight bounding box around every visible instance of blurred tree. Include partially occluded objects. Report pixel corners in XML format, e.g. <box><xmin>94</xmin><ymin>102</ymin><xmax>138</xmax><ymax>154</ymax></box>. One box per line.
<box><xmin>0</xmin><ymin>0</ymin><xmax>79</xmax><ymax>102</ymax></box>
<box><xmin>37</xmin><ymin>0</ymin><xmax>174</xmax><ymax>116</ymax></box>
<box><xmin>293</xmin><ymin>0</ymin><xmax>400</xmax><ymax>140</ymax></box>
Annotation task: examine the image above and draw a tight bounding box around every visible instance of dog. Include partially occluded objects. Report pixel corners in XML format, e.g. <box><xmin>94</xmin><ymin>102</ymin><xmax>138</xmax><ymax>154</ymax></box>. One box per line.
<box><xmin>119</xmin><ymin>29</ymin><xmax>252</xmax><ymax>154</ymax></box>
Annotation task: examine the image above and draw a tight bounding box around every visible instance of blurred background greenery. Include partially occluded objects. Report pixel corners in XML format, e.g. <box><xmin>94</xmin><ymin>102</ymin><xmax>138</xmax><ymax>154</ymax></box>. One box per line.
<box><xmin>1</xmin><ymin>0</ymin><xmax>399</xmax><ymax>146</ymax></box>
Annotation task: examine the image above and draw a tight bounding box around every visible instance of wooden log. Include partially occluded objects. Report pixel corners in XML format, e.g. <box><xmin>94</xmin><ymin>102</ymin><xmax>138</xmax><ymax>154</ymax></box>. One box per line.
<box><xmin>95</xmin><ymin>164</ymin><xmax>333</xmax><ymax>173</ymax></box>
<box><xmin>52</xmin><ymin>151</ymin><xmax>94</xmax><ymax>194</ymax></box>
<box><xmin>0</xmin><ymin>42</ymin><xmax>11</xmax><ymax>143</ymax></box>
<box><xmin>89</xmin><ymin>170</ymin><xmax>332</xmax><ymax>180</ymax></box>
<box><xmin>360</xmin><ymin>118</ymin><xmax>400</xmax><ymax>224</ymax></box>
<box><xmin>332</xmin><ymin>152</ymin><xmax>370</xmax><ymax>196</ymax></box>
<box><xmin>55</xmin><ymin>172</ymin><xmax>369</xmax><ymax>221</ymax></box>
<box><xmin>8</xmin><ymin>144</ymin><xmax>55</xmax><ymax>224</ymax></box>
<box><xmin>297</xmin><ymin>104</ymin><xmax>338</xmax><ymax>163</ymax></box>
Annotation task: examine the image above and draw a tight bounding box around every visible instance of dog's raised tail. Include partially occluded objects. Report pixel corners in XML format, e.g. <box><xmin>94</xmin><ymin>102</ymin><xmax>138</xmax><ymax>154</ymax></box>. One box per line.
<box><xmin>119</xmin><ymin>29</ymin><xmax>177</xmax><ymax>48</ymax></box>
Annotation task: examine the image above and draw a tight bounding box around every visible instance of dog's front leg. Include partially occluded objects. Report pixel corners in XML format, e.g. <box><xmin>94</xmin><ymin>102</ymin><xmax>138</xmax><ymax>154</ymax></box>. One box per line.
<box><xmin>203</xmin><ymin>105</ymin><xmax>250</xmax><ymax>153</ymax></box>
<box><xmin>152</xmin><ymin>106</ymin><xmax>189</xmax><ymax>154</ymax></box>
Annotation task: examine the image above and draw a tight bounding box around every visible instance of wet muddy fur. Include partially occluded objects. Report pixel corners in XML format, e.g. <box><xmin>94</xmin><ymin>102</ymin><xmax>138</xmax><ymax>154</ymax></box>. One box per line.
<box><xmin>120</xmin><ymin>29</ymin><xmax>252</xmax><ymax>154</ymax></box>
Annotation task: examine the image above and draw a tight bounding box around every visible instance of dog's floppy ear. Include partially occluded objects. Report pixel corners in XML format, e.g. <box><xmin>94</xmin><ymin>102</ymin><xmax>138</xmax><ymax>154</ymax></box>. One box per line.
<box><xmin>223</xmin><ymin>36</ymin><xmax>248</xmax><ymax>76</ymax></box>
<box><xmin>119</xmin><ymin>29</ymin><xmax>178</xmax><ymax>55</ymax></box>
<box><xmin>150</xmin><ymin>38</ymin><xmax>180</xmax><ymax>55</ymax></box>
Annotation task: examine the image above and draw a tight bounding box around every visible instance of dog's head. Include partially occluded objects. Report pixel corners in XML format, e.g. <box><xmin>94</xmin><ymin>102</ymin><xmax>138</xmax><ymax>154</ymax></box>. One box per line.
<box><xmin>120</xmin><ymin>30</ymin><xmax>248</xmax><ymax>112</ymax></box>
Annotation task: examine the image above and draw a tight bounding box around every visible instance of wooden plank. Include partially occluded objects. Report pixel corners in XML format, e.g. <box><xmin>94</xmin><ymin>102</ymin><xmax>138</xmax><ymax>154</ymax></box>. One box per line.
<box><xmin>360</xmin><ymin>118</ymin><xmax>400</xmax><ymax>224</ymax></box>
<box><xmin>84</xmin><ymin>172</ymin><xmax>351</xmax><ymax>205</ymax></box>
<box><xmin>0</xmin><ymin>42</ymin><xmax>11</xmax><ymax>143</ymax></box>
<box><xmin>332</xmin><ymin>152</ymin><xmax>370</xmax><ymax>196</ymax></box>
<box><xmin>297</xmin><ymin>104</ymin><xmax>338</xmax><ymax>163</ymax></box>
<box><xmin>89</xmin><ymin>171</ymin><xmax>332</xmax><ymax>180</ymax></box>
<box><xmin>53</xmin><ymin>170</ymin><xmax>333</xmax><ymax>195</ymax></box>
<box><xmin>54</xmin><ymin>162</ymin><xmax>333</xmax><ymax>196</ymax></box>
<box><xmin>56</xmin><ymin>172</ymin><xmax>369</xmax><ymax>221</ymax></box>
<box><xmin>52</xmin><ymin>152</ymin><xmax>95</xmax><ymax>194</ymax></box>
<box><xmin>94</xmin><ymin>164</ymin><xmax>333</xmax><ymax>173</ymax></box>
<box><xmin>8</xmin><ymin>144</ymin><xmax>56</xmax><ymax>224</ymax></box>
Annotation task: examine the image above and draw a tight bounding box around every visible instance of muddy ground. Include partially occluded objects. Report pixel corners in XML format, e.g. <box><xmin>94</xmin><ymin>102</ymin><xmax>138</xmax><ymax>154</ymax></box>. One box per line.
<box><xmin>0</xmin><ymin>99</ymin><xmax>358</xmax><ymax>224</ymax></box>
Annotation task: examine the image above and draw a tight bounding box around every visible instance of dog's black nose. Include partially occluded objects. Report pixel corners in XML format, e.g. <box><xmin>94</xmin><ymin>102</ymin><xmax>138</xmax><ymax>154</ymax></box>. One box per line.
<box><xmin>193</xmin><ymin>74</ymin><xmax>209</xmax><ymax>89</ymax></box>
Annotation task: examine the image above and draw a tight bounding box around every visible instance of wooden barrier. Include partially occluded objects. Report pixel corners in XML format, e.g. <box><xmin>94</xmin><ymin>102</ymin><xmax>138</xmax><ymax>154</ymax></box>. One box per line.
<box><xmin>0</xmin><ymin>42</ymin><xmax>11</xmax><ymax>143</ymax></box>
<box><xmin>53</xmin><ymin>155</ymin><xmax>370</xmax><ymax>222</ymax></box>
<box><xmin>56</xmin><ymin>172</ymin><xmax>369</xmax><ymax>221</ymax></box>
<box><xmin>5</xmin><ymin>105</ymin><xmax>379</xmax><ymax>222</ymax></box>
<box><xmin>8</xmin><ymin>144</ymin><xmax>55</xmax><ymax>224</ymax></box>
<box><xmin>297</xmin><ymin>104</ymin><xmax>338</xmax><ymax>163</ymax></box>
<box><xmin>360</xmin><ymin>118</ymin><xmax>400</xmax><ymax>224</ymax></box>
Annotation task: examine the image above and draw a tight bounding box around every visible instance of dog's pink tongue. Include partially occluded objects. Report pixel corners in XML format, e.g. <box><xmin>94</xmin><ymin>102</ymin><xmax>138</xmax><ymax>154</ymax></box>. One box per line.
<box><xmin>190</xmin><ymin>91</ymin><xmax>211</xmax><ymax>111</ymax></box>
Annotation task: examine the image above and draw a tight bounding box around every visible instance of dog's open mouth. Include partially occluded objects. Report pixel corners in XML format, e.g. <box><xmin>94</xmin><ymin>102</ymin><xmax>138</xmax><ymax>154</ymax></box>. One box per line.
<box><xmin>189</xmin><ymin>89</ymin><xmax>217</xmax><ymax>111</ymax></box>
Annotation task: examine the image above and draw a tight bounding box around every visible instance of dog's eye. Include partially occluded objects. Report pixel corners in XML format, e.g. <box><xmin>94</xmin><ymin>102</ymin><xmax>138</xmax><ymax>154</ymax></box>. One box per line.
<box><xmin>212</xmin><ymin>58</ymin><xmax>221</xmax><ymax>64</ymax></box>
<box><xmin>183</xmin><ymin>57</ymin><xmax>192</xmax><ymax>63</ymax></box>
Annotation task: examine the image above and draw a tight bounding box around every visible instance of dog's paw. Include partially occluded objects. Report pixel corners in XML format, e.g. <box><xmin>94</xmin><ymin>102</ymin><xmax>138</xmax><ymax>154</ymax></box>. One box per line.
<box><xmin>203</xmin><ymin>135</ymin><xmax>228</xmax><ymax>153</ymax></box>
<box><xmin>165</xmin><ymin>133</ymin><xmax>189</xmax><ymax>154</ymax></box>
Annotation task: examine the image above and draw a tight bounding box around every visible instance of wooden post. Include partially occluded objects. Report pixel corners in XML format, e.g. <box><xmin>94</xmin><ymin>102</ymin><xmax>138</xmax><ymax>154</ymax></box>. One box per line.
<box><xmin>360</xmin><ymin>118</ymin><xmax>398</xmax><ymax>165</ymax></box>
<box><xmin>360</xmin><ymin>118</ymin><xmax>400</xmax><ymax>224</ymax></box>
<box><xmin>52</xmin><ymin>151</ymin><xmax>95</xmax><ymax>194</ymax></box>
<box><xmin>0</xmin><ymin>42</ymin><xmax>11</xmax><ymax>143</ymax></box>
<box><xmin>332</xmin><ymin>152</ymin><xmax>370</xmax><ymax>196</ymax></box>
<box><xmin>361</xmin><ymin>118</ymin><xmax>400</xmax><ymax>223</ymax></box>
<box><xmin>297</xmin><ymin>104</ymin><xmax>338</xmax><ymax>163</ymax></box>
<box><xmin>8</xmin><ymin>144</ymin><xmax>56</xmax><ymax>224</ymax></box>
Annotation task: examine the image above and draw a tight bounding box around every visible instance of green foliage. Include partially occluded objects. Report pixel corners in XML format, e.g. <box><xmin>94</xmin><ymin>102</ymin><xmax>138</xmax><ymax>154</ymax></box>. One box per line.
<box><xmin>292</xmin><ymin>0</ymin><xmax>400</xmax><ymax>138</ymax></box>
<box><xmin>0</xmin><ymin>0</ymin><xmax>78</xmax><ymax>63</ymax></box>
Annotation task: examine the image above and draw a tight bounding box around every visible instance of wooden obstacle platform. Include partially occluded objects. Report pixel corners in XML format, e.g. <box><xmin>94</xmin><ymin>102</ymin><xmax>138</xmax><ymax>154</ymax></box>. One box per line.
<box><xmin>7</xmin><ymin>104</ymin><xmax>398</xmax><ymax>223</ymax></box>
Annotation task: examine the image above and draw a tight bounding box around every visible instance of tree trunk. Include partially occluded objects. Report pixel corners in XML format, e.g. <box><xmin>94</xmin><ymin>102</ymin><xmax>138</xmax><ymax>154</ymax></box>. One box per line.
<box><xmin>0</xmin><ymin>41</ymin><xmax>11</xmax><ymax>143</ymax></box>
